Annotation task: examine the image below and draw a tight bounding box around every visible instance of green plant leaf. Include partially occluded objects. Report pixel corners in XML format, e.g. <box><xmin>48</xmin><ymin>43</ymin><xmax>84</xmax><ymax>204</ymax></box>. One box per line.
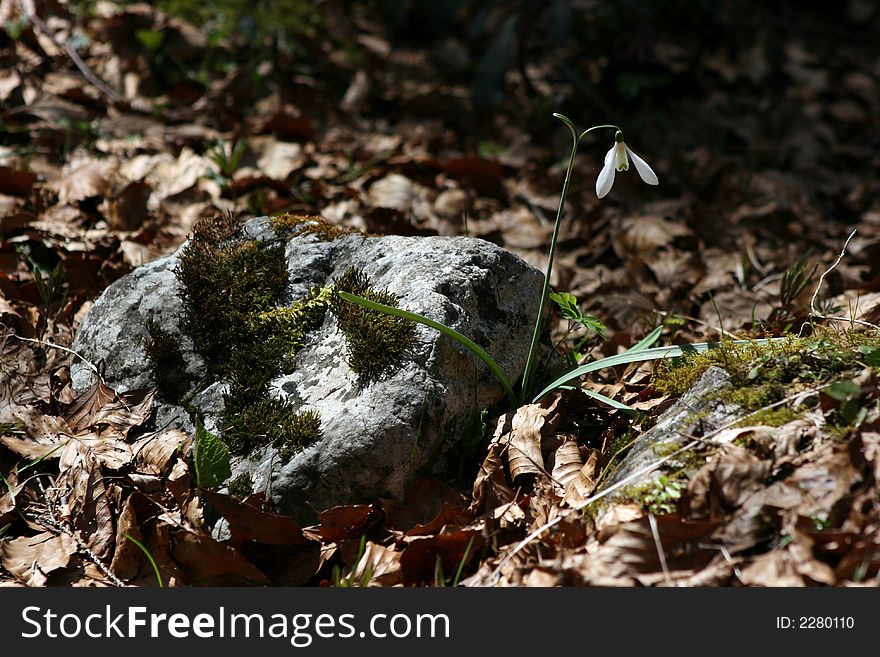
<box><xmin>194</xmin><ymin>422</ymin><xmax>231</xmax><ymax>489</ymax></box>
<box><xmin>337</xmin><ymin>291</ymin><xmax>517</xmax><ymax>407</ymax></box>
<box><xmin>857</xmin><ymin>345</ymin><xmax>880</xmax><ymax>368</ymax></box>
<box><xmin>532</xmin><ymin>337</ymin><xmax>781</xmax><ymax>403</ymax></box>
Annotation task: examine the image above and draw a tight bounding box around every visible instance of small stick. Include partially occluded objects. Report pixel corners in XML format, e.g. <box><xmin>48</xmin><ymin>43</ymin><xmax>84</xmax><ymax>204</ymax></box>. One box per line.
<box><xmin>21</xmin><ymin>0</ymin><xmax>125</xmax><ymax>106</ymax></box>
<box><xmin>648</xmin><ymin>513</ymin><xmax>672</xmax><ymax>587</ymax></box>
<box><xmin>808</xmin><ymin>228</ymin><xmax>879</xmax><ymax>331</ymax></box>
<box><xmin>1</xmin><ymin>331</ymin><xmax>103</xmax><ymax>382</ymax></box>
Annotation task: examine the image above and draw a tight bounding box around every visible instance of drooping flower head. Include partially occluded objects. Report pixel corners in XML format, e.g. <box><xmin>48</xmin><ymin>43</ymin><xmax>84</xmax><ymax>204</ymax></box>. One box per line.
<box><xmin>596</xmin><ymin>130</ymin><xmax>658</xmax><ymax>198</ymax></box>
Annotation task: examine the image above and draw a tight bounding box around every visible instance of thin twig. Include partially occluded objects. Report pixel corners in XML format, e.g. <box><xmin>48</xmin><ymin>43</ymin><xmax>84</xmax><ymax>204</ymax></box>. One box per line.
<box><xmin>21</xmin><ymin>0</ymin><xmax>125</xmax><ymax>105</ymax></box>
<box><xmin>808</xmin><ymin>228</ymin><xmax>879</xmax><ymax>331</ymax></box>
<box><xmin>1</xmin><ymin>331</ymin><xmax>103</xmax><ymax>382</ymax></box>
<box><xmin>648</xmin><ymin>513</ymin><xmax>672</xmax><ymax>586</ymax></box>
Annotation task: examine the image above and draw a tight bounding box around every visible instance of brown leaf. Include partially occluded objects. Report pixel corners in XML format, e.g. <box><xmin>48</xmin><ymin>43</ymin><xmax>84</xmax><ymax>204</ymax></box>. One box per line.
<box><xmin>562</xmin><ymin>448</ymin><xmax>600</xmax><ymax>508</ymax></box>
<box><xmin>59</xmin><ymin>444</ymin><xmax>115</xmax><ymax>560</ymax></box>
<box><xmin>201</xmin><ymin>489</ymin><xmax>307</xmax><ymax>546</ymax></box>
<box><xmin>0</xmin><ymin>166</ymin><xmax>38</xmax><ymax>197</ymax></box>
<box><xmin>60</xmin><ymin>433</ymin><xmax>133</xmax><ymax>470</ymax></box>
<box><xmin>368</xmin><ymin>173</ymin><xmax>415</xmax><ymax>211</ymax></box>
<box><xmin>613</xmin><ymin>215</ymin><xmax>694</xmax><ymax>257</ymax></box>
<box><xmin>0</xmin><ymin>531</ymin><xmax>77</xmax><ymax>586</ymax></box>
<box><xmin>132</xmin><ymin>429</ymin><xmax>188</xmax><ymax>476</ymax></box>
<box><xmin>382</xmin><ymin>477</ymin><xmax>469</xmax><ymax>534</ymax></box>
<box><xmin>91</xmin><ymin>387</ymin><xmax>156</xmax><ymax>433</ymax></box>
<box><xmin>64</xmin><ymin>380</ymin><xmax>119</xmax><ymax>432</ymax></box>
<box><xmin>52</xmin><ymin>159</ymin><xmax>111</xmax><ymax>205</ymax></box>
<box><xmin>400</xmin><ymin>529</ymin><xmax>482</xmax><ymax>585</ymax></box>
<box><xmin>106</xmin><ymin>180</ymin><xmax>151</xmax><ymax>231</ymax></box>
<box><xmin>110</xmin><ymin>496</ymin><xmax>143</xmax><ymax>581</ymax></box>
<box><xmin>502</xmin><ymin>404</ymin><xmax>552</xmax><ymax>482</ymax></box>
<box><xmin>312</xmin><ymin>504</ymin><xmax>383</xmax><ymax>543</ymax></box>
<box><xmin>469</xmin><ymin>440</ymin><xmax>515</xmax><ymax>514</ymax></box>
<box><xmin>443</xmin><ymin>157</ymin><xmax>502</xmax><ymax>194</ymax></box>
<box><xmin>687</xmin><ymin>446</ymin><xmax>771</xmax><ymax>518</ymax></box>
<box><xmin>348</xmin><ymin>541</ymin><xmax>403</xmax><ymax>587</ymax></box>
<box><xmin>551</xmin><ymin>438</ymin><xmax>584</xmax><ymax>489</ymax></box>
<box><xmin>171</xmin><ymin>529</ymin><xmax>270</xmax><ymax>586</ymax></box>
<box><xmin>739</xmin><ymin>535</ymin><xmax>836</xmax><ymax>586</ymax></box>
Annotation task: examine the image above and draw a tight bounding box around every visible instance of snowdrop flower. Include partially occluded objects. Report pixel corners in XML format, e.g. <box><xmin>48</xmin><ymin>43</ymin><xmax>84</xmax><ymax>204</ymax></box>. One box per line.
<box><xmin>596</xmin><ymin>131</ymin><xmax>658</xmax><ymax>198</ymax></box>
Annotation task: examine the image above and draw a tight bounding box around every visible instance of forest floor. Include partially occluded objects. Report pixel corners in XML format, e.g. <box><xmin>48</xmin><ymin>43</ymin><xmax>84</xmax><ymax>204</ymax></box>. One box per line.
<box><xmin>2</xmin><ymin>0</ymin><xmax>880</xmax><ymax>586</ymax></box>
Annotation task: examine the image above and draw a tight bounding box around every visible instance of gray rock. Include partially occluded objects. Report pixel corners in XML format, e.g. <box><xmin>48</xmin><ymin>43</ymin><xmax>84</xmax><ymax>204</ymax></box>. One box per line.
<box><xmin>72</xmin><ymin>217</ymin><xmax>544</xmax><ymax>522</ymax></box>
<box><xmin>596</xmin><ymin>366</ymin><xmax>739</xmax><ymax>507</ymax></box>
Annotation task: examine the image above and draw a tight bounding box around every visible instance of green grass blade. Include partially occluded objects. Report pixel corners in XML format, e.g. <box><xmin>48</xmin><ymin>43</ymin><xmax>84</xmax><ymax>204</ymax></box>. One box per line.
<box><xmin>337</xmin><ymin>291</ymin><xmax>517</xmax><ymax>407</ymax></box>
<box><xmin>532</xmin><ymin>338</ymin><xmax>780</xmax><ymax>403</ymax></box>
<box><xmin>629</xmin><ymin>325</ymin><xmax>663</xmax><ymax>352</ymax></box>
<box><xmin>557</xmin><ymin>385</ymin><xmax>636</xmax><ymax>412</ymax></box>
<box><xmin>125</xmin><ymin>533</ymin><xmax>163</xmax><ymax>587</ymax></box>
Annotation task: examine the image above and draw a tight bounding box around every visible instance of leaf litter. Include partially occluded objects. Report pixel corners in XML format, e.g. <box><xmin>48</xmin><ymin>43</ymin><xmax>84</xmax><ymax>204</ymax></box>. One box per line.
<box><xmin>2</xmin><ymin>1</ymin><xmax>880</xmax><ymax>587</ymax></box>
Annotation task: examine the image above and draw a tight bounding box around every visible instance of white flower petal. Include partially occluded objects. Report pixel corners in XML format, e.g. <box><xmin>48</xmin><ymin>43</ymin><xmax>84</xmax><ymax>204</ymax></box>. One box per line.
<box><xmin>613</xmin><ymin>142</ymin><xmax>629</xmax><ymax>171</ymax></box>
<box><xmin>596</xmin><ymin>147</ymin><xmax>616</xmax><ymax>198</ymax></box>
<box><xmin>625</xmin><ymin>145</ymin><xmax>659</xmax><ymax>185</ymax></box>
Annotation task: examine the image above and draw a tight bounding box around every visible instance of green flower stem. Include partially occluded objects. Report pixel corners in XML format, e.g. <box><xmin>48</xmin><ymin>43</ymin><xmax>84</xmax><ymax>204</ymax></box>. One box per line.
<box><xmin>519</xmin><ymin>115</ymin><xmax>620</xmax><ymax>404</ymax></box>
<box><xmin>337</xmin><ymin>291</ymin><xmax>518</xmax><ymax>408</ymax></box>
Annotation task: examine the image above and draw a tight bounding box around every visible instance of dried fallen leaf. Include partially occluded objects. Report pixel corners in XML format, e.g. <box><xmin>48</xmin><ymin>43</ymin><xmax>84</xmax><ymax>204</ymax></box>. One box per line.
<box><xmin>110</xmin><ymin>495</ymin><xmax>143</xmax><ymax>581</ymax></box>
<box><xmin>349</xmin><ymin>541</ymin><xmax>403</xmax><ymax>586</ymax></box>
<box><xmin>400</xmin><ymin>529</ymin><xmax>482</xmax><ymax>585</ymax></box>
<box><xmin>501</xmin><ymin>404</ymin><xmax>553</xmax><ymax>482</ymax></box>
<box><xmin>562</xmin><ymin>449</ymin><xmax>600</xmax><ymax>508</ymax></box>
<box><xmin>131</xmin><ymin>429</ymin><xmax>187</xmax><ymax>476</ymax></box>
<box><xmin>0</xmin><ymin>531</ymin><xmax>78</xmax><ymax>586</ymax></box>
<box><xmin>170</xmin><ymin>529</ymin><xmax>270</xmax><ymax>586</ymax></box>
<box><xmin>64</xmin><ymin>380</ymin><xmax>119</xmax><ymax>432</ymax></box>
<box><xmin>312</xmin><ymin>504</ymin><xmax>383</xmax><ymax>543</ymax></box>
<box><xmin>202</xmin><ymin>489</ymin><xmax>307</xmax><ymax>546</ymax></box>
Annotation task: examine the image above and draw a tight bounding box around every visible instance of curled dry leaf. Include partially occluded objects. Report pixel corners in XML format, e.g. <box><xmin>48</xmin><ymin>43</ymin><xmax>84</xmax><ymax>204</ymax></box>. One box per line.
<box><xmin>52</xmin><ymin>159</ymin><xmax>112</xmax><ymax>205</ymax></box>
<box><xmin>349</xmin><ymin>541</ymin><xmax>403</xmax><ymax>587</ymax></box>
<box><xmin>469</xmin><ymin>440</ymin><xmax>515</xmax><ymax>514</ymax></box>
<box><xmin>110</xmin><ymin>495</ymin><xmax>143</xmax><ymax>581</ymax></box>
<box><xmin>562</xmin><ymin>448</ymin><xmax>600</xmax><ymax>509</ymax></box>
<box><xmin>58</xmin><ymin>444</ymin><xmax>115</xmax><ymax>560</ymax></box>
<box><xmin>312</xmin><ymin>504</ymin><xmax>383</xmax><ymax>543</ymax></box>
<box><xmin>687</xmin><ymin>446</ymin><xmax>771</xmax><ymax>518</ymax></box>
<box><xmin>0</xmin><ymin>531</ymin><xmax>78</xmax><ymax>586</ymax></box>
<box><xmin>739</xmin><ymin>534</ymin><xmax>836</xmax><ymax>586</ymax></box>
<box><xmin>59</xmin><ymin>433</ymin><xmax>133</xmax><ymax>471</ymax></box>
<box><xmin>550</xmin><ymin>437</ymin><xmax>583</xmax><ymax>490</ymax></box>
<box><xmin>498</xmin><ymin>403</ymin><xmax>556</xmax><ymax>483</ymax></box>
<box><xmin>65</xmin><ymin>380</ymin><xmax>119</xmax><ymax>432</ymax></box>
<box><xmin>131</xmin><ymin>429</ymin><xmax>187</xmax><ymax>476</ymax></box>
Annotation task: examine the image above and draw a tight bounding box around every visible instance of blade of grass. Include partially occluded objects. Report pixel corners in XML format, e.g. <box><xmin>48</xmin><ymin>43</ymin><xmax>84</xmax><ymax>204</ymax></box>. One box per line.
<box><xmin>532</xmin><ymin>338</ymin><xmax>780</xmax><ymax>403</ymax></box>
<box><xmin>337</xmin><ymin>291</ymin><xmax>517</xmax><ymax>407</ymax></box>
<box><xmin>125</xmin><ymin>533</ymin><xmax>163</xmax><ymax>587</ymax></box>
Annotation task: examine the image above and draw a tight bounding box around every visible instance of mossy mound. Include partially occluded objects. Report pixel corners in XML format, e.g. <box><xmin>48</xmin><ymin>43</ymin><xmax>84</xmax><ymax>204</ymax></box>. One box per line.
<box><xmin>330</xmin><ymin>267</ymin><xmax>418</xmax><ymax>384</ymax></box>
<box><xmin>171</xmin><ymin>214</ymin><xmax>331</xmax><ymax>456</ymax></box>
<box><xmin>652</xmin><ymin>329</ymin><xmax>880</xmax><ymax>427</ymax></box>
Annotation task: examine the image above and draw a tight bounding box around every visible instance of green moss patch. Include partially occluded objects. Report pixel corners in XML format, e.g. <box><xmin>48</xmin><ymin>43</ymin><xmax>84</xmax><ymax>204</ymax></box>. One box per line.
<box><xmin>271</xmin><ymin>213</ymin><xmax>359</xmax><ymax>242</ymax></box>
<box><xmin>330</xmin><ymin>267</ymin><xmax>417</xmax><ymax>384</ymax></box>
<box><xmin>652</xmin><ymin>330</ymin><xmax>880</xmax><ymax>428</ymax></box>
<box><xmin>171</xmin><ymin>215</ymin><xmax>331</xmax><ymax>457</ymax></box>
<box><xmin>163</xmin><ymin>216</ymin><xmax>420</xmax><ymax>457</ymax></box>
